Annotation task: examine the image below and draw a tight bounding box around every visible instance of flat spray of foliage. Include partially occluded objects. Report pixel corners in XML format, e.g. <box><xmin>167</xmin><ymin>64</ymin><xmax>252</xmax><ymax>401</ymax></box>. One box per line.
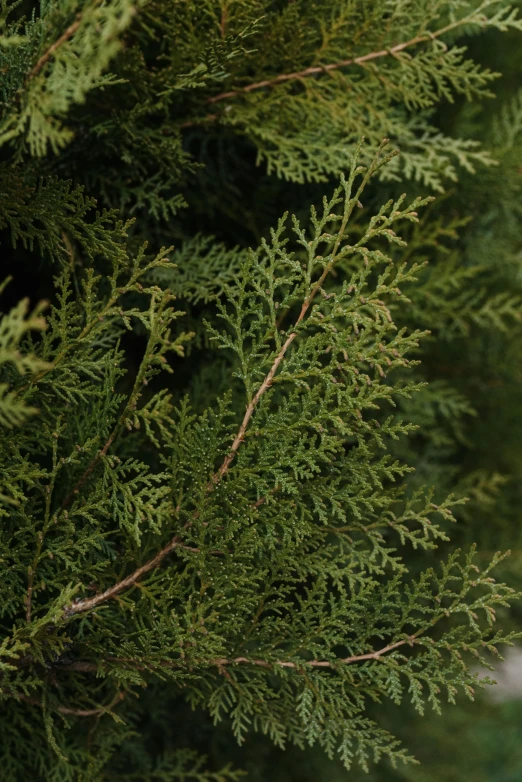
<box><xmin>1</xmin><ymin>1</ymin><xmax>522</xmax><ymax>779</ymax></box>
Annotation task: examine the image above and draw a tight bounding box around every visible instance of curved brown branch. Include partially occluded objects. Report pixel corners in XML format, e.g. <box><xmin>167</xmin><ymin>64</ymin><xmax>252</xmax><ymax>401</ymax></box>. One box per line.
<box><xmin>252</xmin><ymin>485</ymin><xmax>281</xmax><ymax>509</ymax></box>
<box><xmin>209</xmin><ymin>275</ymin><xmax>324</xmax><ymax>486</ymax></box>
<box><xmin>179</xmin><ymin>113</ymin><xmax>219</xmax><ymax>130</ymax></box>
<box><xmin>210</xmin><ymin>325</ymin><xmax>301</xmax><ymax>485</ymax></box>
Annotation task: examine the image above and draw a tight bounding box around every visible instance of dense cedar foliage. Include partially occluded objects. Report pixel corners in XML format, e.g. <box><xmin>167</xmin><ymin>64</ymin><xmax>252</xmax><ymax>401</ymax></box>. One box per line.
<box><xmin>1</xmin><ymin>2</ymin><xmax>522</xmax><ymax>779</ymax></box>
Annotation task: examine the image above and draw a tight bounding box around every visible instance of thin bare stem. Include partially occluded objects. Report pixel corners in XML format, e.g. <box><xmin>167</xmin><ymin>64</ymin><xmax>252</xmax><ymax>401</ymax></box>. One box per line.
<box><xmin>214</xmin><ymin>636</ymin><xmax>415</xmax><ymax>668</ymax></box>
<box><xmin>179</xmin><ymin>113</ymin><xmax>219</xmax><ymax>130</ymax></box>
<box><xmin>252</xmin><ymin>485</ymin><xmax>281</xmax><ymax>509</ymax></box>
<box><xmin>219</xmin><ymin>1</ymin><xmax>228</xmax><ymax>39</ymax></box>
<box><xmin>26</xmin><ymin>428</ymin><xmax>62</xmax><ymax>622</ymax></box>
<box><xmin>210</xmin><ymin>327</ymin><xmax>300</xmax><ymax>484</ymax></box>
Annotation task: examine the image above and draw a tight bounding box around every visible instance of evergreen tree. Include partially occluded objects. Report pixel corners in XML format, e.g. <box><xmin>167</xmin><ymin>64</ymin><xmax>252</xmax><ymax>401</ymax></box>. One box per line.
<box><xmin>1</xmin><ymin>2</ymin><xmax>522</xmax><ymax>779</ymax></box>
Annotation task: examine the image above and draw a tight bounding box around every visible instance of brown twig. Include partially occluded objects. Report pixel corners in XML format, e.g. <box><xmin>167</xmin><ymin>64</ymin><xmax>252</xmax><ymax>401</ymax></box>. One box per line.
<box><xmin>210</xmin><ymin>327</ymin><xmax>301</xmax><ymax>484</ymax></box>
<box><xmin>27</xmin><ymin>17</ymin><xmax>82</xmax><ymax>81</ymax></box>
<box><xmin>252</xmin><ymin>485</ymin><xmax>281</xmax><ymax>509</ymax></box>
<box><xmin>219</xmin><ymin>2</ymin><xmax>228</xmax><ymax>39</ymax></box>
<box><xmin>55</xmin><ymin>635</ymin><xmax>417</xmax><ymax>675</ymax></box>
<box><xmin>213</xmin><ymin>636</ymin><xmax>416</xmax><ymax>668</ymax></box>
<box><xmin>204</xmin><ymin>20</ymin><xmax>462</xmax><ymax>106</ymax></box>
<box><xmin>179</xmin><ymin>113</ymin><xmax>219</xmax><ymax>130</ymax></box>
<box><xmin>16</xmin><ymin>689</ymin><xmax>126</xmax><ymax>717</ymax></box>
<box><xmin>26</xmin><ymin>446</ymin><xmax>61</xmax><ymax>622</ymax></box>
<box><xmin>25</xmin><ymin>583</ymin><xmax>35</xmax><ymax>624</ymax></box>
<box><xmin>64</xmin><ymin>536</ymin><xmax>198</xmax><ymax>617</ymax></box>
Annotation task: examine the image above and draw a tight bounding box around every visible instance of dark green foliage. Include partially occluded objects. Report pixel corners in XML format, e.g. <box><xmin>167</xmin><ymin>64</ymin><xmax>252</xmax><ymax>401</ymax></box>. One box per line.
<box><xmin>1</xmin><ymin>1</ymin><xmax>522</xmax><ymax>779</ymax></box>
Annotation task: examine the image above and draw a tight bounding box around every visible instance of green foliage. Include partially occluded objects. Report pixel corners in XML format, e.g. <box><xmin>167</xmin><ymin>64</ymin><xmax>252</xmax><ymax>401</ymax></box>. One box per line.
<box><xmin>1</xmin><ymin>0</ymin><xmax>521</xmax><ymax>223</ymax></box>
<box><xmin>0</xmin><ymin>145</ymin><xmax>519</xmax><ymax>779</ymax></box>
<box><xmin>0</xmin><ymin>0</ymin><xmax>144</xmax><ymax>155</ymax></box>
<box><xmin>0</xmin><ymin>164</ymin><xmax>132</xmax><ymax>264</ymax></box>
<box><xmin>1</xmin><ymin>1</ymin><xmax>522</xmax><ymax>779</ymax></box>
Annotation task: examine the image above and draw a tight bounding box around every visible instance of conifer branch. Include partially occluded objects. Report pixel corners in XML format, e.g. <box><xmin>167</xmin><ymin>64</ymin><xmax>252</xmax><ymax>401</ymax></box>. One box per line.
<box><xmin>205</xmin><ymin>14</ymin><xmax>488</xmax><ymax>106</ymax></box>
<box><xmin>3</xmin><ymin>0</ymin><xmax>521</xmax><ymax>771</ymax></box>
<box><xmin>211</xmin><ymin>144</ymin><xmax>389</xmax><ymax>484</ymax></box>
<box><xmin>19</xmin><ymin>254</ymin><xmax>171</xmax><ymax>395</ymax></box>
<box><xmin>56</xmin><ymin>634</ymin><xmax>418</xmax><ymax>673</ymax></box>
<box><xmin>61</xmin><ymin>144</ymin><xmax>394</xmax><ymax>621</ymax></box>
